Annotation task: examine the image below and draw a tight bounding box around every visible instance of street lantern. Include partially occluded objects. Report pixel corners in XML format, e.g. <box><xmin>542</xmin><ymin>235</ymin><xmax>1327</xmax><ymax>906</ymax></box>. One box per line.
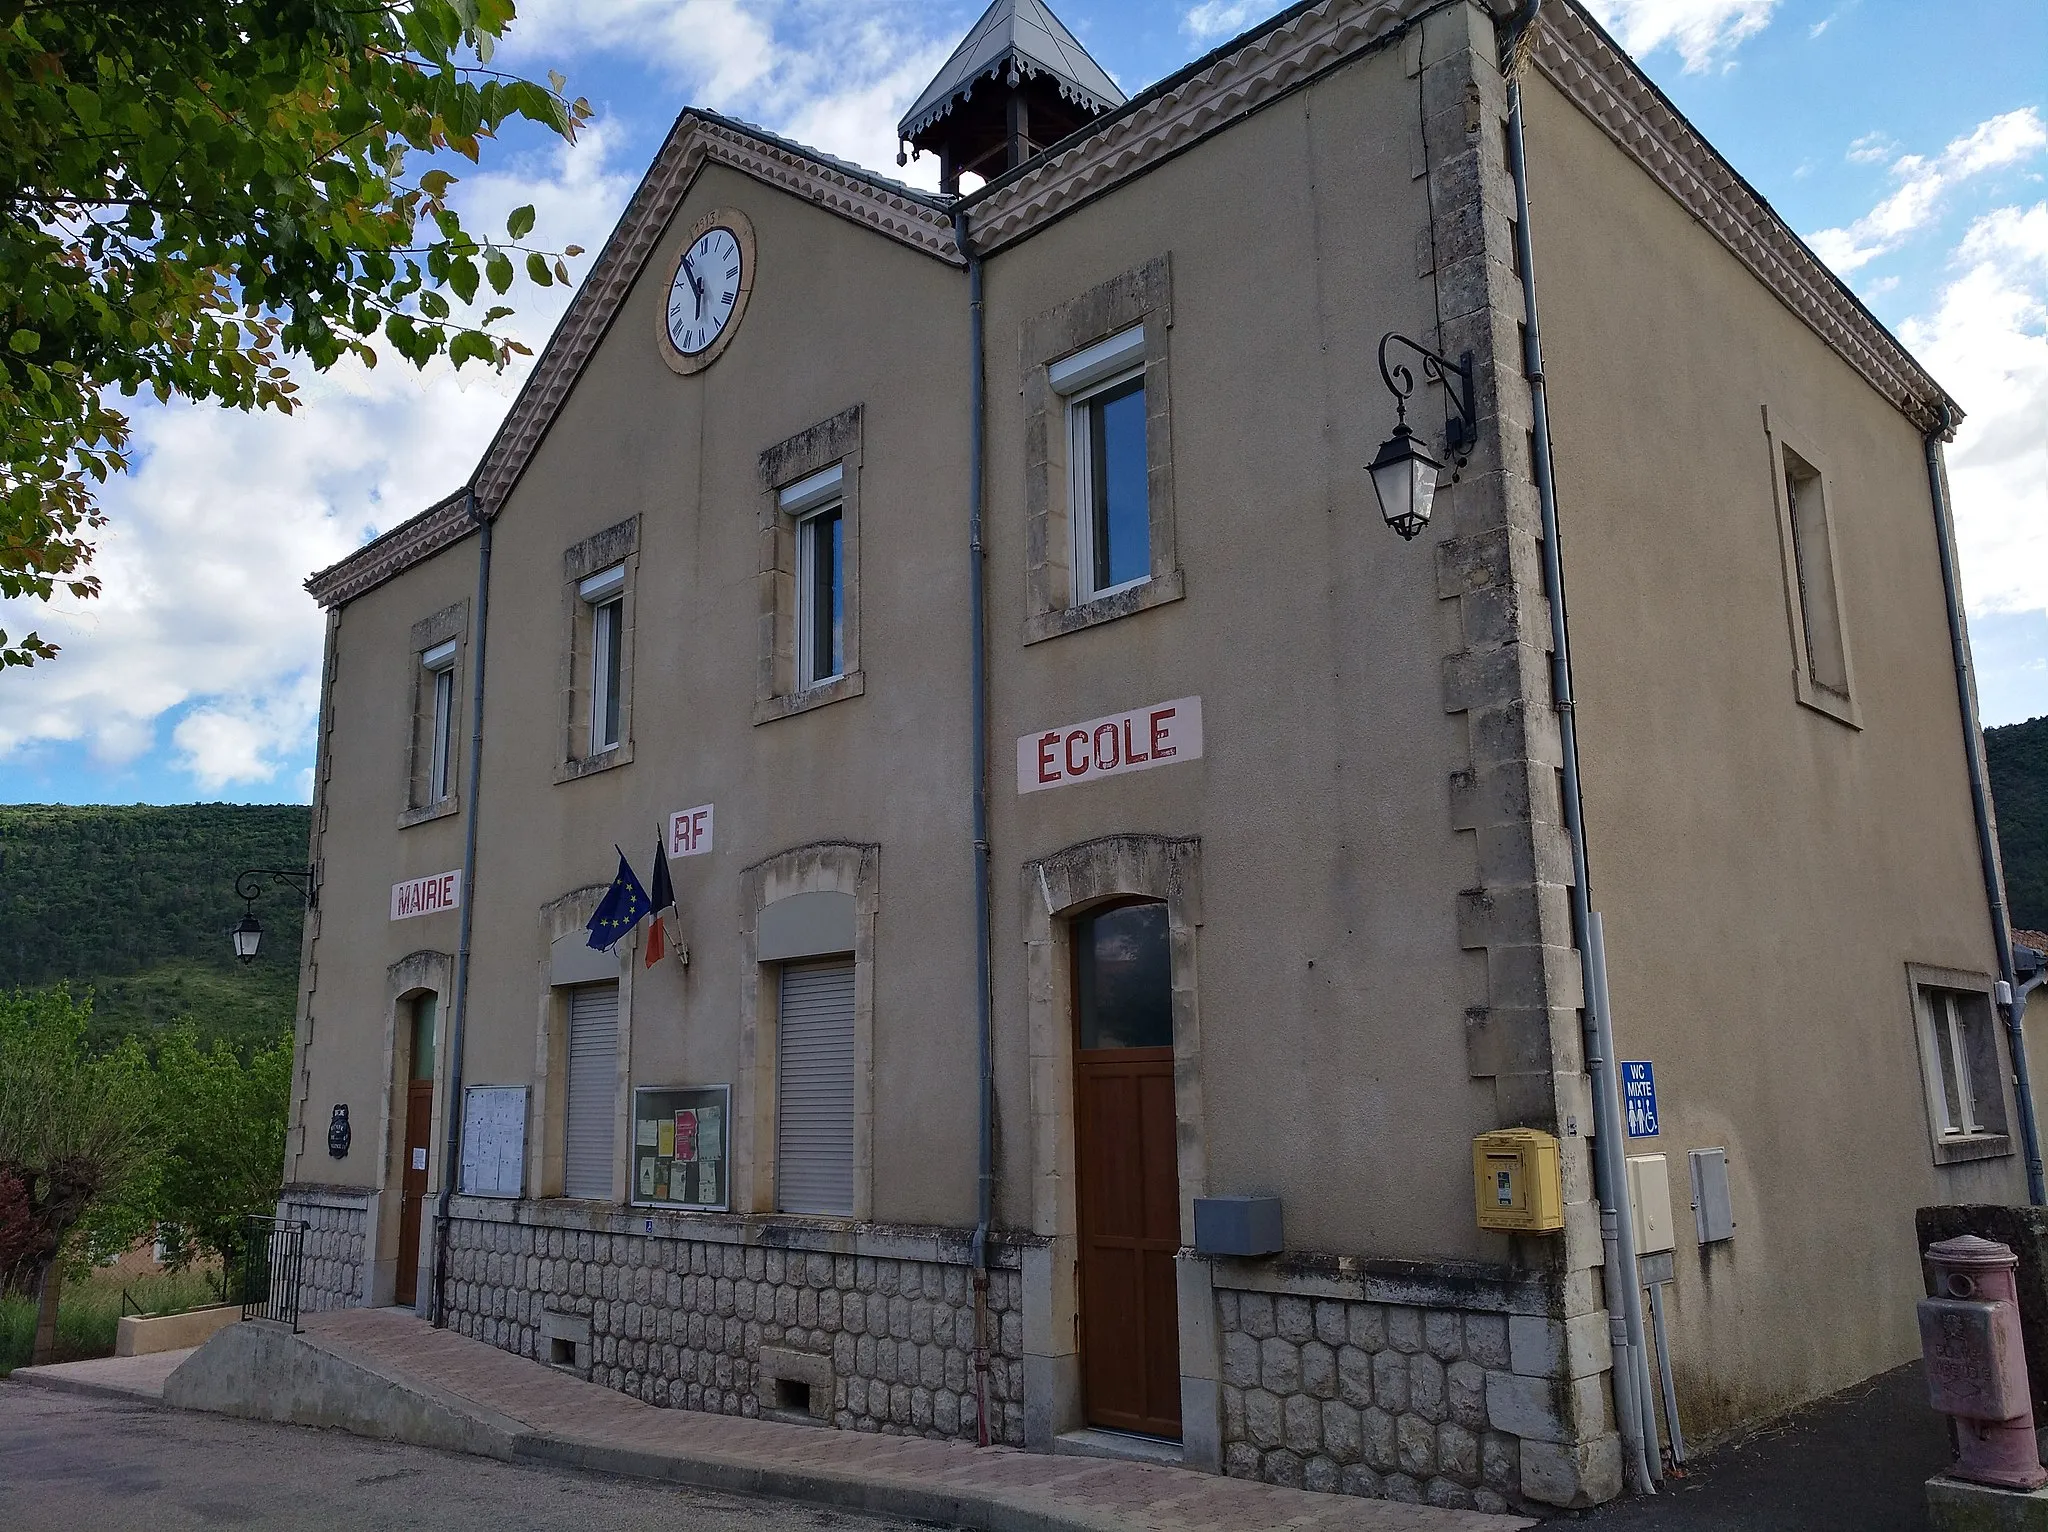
<box><xmin>228</xmin><ymin>866</ymin><xmax>317</xmax><ymax>964</ymax></box>
<box><xmin>1370</xmin><ymin>331</ymin><xmax>1477</xmax><ymax>541</ymax></box>
<box><xmin>1369</xmin><ymin>422</ymin><xmax>1443</xmax><ymax>541</ymax></box>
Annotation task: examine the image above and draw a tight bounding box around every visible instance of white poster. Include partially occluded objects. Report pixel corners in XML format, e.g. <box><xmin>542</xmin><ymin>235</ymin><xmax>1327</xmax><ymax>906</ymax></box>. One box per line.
<box><xmin>459</xmin><ymin>1086</ymin><xmax>527</xmax><ymax>1198</ymax></box>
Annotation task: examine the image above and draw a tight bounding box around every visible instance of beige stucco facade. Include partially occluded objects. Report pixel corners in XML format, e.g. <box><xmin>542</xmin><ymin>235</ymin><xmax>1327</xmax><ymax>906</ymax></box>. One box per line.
<box><xmin>276</xmin><ymin>0</ymin><xmax>2021</xmax><ymax>1512</ymax></box>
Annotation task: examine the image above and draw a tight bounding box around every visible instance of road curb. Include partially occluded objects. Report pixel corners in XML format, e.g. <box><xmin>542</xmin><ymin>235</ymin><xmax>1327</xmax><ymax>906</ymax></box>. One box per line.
<box><xmin>2</xmin><ymin>1369</ymin><xmax>169</xmax><ymax>1406</ymax></box>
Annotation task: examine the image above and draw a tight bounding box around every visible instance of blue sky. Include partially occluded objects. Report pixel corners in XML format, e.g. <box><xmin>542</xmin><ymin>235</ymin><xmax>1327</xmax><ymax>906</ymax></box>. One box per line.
<box><xmin>0</xmin><ymin>0</ymin><xmax>2043</xmax><ymax>805</ymax></box>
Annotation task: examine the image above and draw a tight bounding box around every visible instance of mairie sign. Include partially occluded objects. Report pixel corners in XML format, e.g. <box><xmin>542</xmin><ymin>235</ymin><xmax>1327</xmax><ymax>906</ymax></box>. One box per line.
<box><xmin>391</xmin><ymin>869</ymin><xmax>461</xmax><ymax>922</ymax></box>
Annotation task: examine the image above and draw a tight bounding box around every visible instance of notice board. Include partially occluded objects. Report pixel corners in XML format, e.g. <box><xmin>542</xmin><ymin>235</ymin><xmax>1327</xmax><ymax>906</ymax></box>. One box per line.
<box><xmin>460</xmin><ymin>1085</ymin><xmax>527</xmax><ymax>1197</ymax></box>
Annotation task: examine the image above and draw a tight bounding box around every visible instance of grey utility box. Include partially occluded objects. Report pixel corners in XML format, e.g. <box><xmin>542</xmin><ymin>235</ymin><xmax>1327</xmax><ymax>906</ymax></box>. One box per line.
<box><xmin>1194</xmin><ymin>1195</ymin><xmax>1284</xmax><ymax>1257</ymax></box>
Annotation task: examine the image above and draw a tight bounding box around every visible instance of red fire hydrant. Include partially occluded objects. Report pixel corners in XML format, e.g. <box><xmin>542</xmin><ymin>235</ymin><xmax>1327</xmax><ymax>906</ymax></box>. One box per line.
<box><xmin>1920</xmin><ymin>1234</ymin><xmax>2048</xmax><ymax>1490</ymax></box>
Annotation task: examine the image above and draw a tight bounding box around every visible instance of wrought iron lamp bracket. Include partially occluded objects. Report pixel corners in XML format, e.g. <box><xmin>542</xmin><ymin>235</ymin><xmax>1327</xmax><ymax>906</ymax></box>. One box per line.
<box><xmin>1378</xmin><ymin>331</ymin><xmax>1478</xmax><ymax>469</ymax></box>
<box><xmin>235</xmin><ymin>866</ymin><xmax>319</xmax><ymax>911</ymax></box>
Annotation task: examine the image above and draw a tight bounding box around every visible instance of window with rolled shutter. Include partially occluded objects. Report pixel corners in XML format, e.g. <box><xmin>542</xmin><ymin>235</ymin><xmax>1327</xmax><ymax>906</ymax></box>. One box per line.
<box><xmin>565</xmin><ymin>983</ymin><xmax>618</xmax><ymax>1200</ymax></box>
<box><xmin>776</xmin><ymin>959</ymin><xmax>855</xmax><ymax>1216</ymax></box>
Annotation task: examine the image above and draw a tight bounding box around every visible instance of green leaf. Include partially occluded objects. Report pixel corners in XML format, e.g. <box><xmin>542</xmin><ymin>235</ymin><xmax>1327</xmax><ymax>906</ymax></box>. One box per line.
<box><xmin>8</xmin><ymin>331</ymin><xmax>39</xmax><ymax>354</ymax></box>
<box><xmin>448</xmin><ymin>258</ymin><xmax>479</xmax><ymax>305</ymax></box>
<box><xmin>525</xmin><ymin>251</ymin><xmax>553</xmax><ymax>287</ymax></box>
<box><xmin>505</xmin><ymin>203</ymin><xmax>535</xmax><ymax>241</ymax></box>
<box><xmin>485</xmin><ymin>251</ymin><xmax>513</xmax><ymax>294</ymax></box>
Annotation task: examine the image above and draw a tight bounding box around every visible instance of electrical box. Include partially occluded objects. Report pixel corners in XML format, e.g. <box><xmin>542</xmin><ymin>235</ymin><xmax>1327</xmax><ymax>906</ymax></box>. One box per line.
<box><xmin>1473</xmin><ymin>1128</ymin><xmax>1565</xmax><ymax>1233</ymax></box>
<box><xmin>1193</xmin><ymin>1195</ymin><xmax>1284</xmax><ymax>1256</ymax></box>
<box><xmin>1690</xmin><ymin>1147</ymin><xmax>1735</xmax><ymax>1244</ymax></box>
<box><xmin>1626</xmin><ymin>1154</ymin><xmax>1675</xmax><ymax>1256</ymax></box>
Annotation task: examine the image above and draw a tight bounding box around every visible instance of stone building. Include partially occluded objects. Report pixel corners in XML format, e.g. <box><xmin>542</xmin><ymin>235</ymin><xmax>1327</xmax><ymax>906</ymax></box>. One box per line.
<box><xmin>274</xmin><ymin>0</ymin><xmax>2030</xmax><ymax>1514</ymax></box>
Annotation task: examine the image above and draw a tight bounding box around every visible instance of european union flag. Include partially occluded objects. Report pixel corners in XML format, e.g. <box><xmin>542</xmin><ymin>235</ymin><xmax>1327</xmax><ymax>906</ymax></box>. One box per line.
<box><xmin>586</xmin><ymin>847</ymin><xmax>652</xmax><ymax>951</ymax></box>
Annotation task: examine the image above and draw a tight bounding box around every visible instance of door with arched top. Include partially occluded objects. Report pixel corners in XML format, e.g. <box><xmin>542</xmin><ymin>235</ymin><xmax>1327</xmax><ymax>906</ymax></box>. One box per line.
<box><xmin>1072</xmin><ymin>900</ymin><xmax>1181</xmax><ymax>1440</ymax></box>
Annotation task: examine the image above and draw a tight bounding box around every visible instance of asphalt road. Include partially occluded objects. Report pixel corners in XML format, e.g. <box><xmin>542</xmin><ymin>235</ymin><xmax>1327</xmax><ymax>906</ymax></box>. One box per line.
<box><xmin>0</xmin><ymin>1384</ymin><xmax>944</xmax><ymax>1532</ymax></box>
<box><xmin>1568</xmin><ymin>1362</ymin><xmax>1947</xmax><ymax>1530</ymax></box>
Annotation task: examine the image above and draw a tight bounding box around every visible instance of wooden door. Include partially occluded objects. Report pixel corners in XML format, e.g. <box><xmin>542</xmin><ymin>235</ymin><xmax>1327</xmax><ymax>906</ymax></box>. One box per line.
<box><xmin>1076</xmin><ymin>1049</ymin><xmax>1181</xmax><ymax>1437</ymax></box>
<box><xmin>394</xmin><ymin>1080</ymin><xmax>433</xmax><ymax>1307</ymax></box>
<box><xmin>1072</xmin><ymin>898</ymin><xmax>1181</xmax><ymax>1440</ymax></box>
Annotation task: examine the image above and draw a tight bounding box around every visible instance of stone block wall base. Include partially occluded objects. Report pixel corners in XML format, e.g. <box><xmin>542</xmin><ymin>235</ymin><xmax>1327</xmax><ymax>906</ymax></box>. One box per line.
<box><xmin>1519</xmin><ymin>1433</ymin><xmax>1622</xmax><ymax>1508</ymax></box>
<box><xmin>1928</xmin><ymin>1473</ymin><xmax>2048</xmax><ymax>1531</ymax></box>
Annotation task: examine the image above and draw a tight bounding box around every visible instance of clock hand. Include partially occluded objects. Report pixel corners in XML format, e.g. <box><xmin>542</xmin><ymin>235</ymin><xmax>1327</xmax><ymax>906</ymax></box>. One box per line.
<box><xmin>681</xmin><ymin>251</ymin><xmax>704</xmax><ymax>319</ymax></box>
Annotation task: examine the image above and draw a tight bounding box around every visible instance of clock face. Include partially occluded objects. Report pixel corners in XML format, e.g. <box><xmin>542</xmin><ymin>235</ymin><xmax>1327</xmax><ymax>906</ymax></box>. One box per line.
<box><xmin>666</xmin><ymin>226</ymin><xmax>744</xmax><ymax>358</ymax></box>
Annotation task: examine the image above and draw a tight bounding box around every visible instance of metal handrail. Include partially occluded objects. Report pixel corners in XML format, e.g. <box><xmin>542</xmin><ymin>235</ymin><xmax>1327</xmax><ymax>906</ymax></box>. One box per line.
<box><xmin>239</xmin><ymin>1214</ymin><xmax>308</xmax><ymax>1332</ymax></box>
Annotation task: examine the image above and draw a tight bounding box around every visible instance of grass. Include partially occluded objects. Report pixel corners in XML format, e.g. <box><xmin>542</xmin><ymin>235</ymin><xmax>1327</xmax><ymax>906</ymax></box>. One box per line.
<box><xmin>0</xmin><ymin>1266</ymin><xmax>224</xmax><ymax>1376</ymax></box>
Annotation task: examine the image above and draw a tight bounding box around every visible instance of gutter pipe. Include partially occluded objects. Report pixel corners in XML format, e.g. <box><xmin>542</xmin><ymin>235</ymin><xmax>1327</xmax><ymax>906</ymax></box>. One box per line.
<box><xmin>1925</xmin><ymin>413</ymin><xmax>2045</xmax><ymax>1205</ymax></box>
<box><xmin>1499</xmin><ymin>0</ymin><xmax>1660</xmax><ymax>1492</ymax></box>
<box><xmin>432</xmin><ymin>487</ymin><xmax>494</xmax><ymax>1325</ymax></box>
<box><xmin>954</xmin><ymin>209</ymin><xmax>998</xmax><ymax>1446</ymax></box>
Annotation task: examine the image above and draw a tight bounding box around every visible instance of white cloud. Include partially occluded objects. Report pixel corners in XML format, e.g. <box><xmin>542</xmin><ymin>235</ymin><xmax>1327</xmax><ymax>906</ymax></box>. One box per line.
<box><xmin>1810</xmin><ymin>109</ymin><xmax>2048</xmax><ymax>274</ymax></box>
<box><xmin>504</xmin><ymin>0</ymin><xmax>960</xmax><ymax>190</ymax></box>
<box><xmin>0</xmin><ymin>125</ymin><xmax>637</xmax><ymax>795</ymax></box>
<box><xmin>1846</xmin><ymin>130</ymin><xmax>1893</xmax><ymax>165</ymax></box>
<box><xmin>1579</xmin><ymin>0</ymin><xmax>1778</xmax><ymax>72</ymax></box>
<box><xmin>1903</xmin><ymin>202</ymin><xmax>2048</xmax><ymax>622</ymax></box>
<box><xmin>1182</xmin><ymin>0</ymin><xmax>1267</xmax><ymax>44</ymax></box>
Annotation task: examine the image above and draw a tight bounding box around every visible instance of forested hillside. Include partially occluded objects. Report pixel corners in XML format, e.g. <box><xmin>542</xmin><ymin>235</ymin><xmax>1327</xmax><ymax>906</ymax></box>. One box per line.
<box><xmin>0</xmin><ymin>804</ymin><xmax>310</xmax><ymax>1052</ymax></box>
<box><xmin>1989</xmin><ymin>716</ymin><xmax>2048</xmax><ymax>934</ymax></box>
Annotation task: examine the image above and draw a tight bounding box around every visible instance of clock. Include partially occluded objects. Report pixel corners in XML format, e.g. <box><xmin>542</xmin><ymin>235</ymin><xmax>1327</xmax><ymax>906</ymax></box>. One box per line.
<box><xmin>657</xmin><ymin>207</ymin><xmax>755</xmax><ymax>375</ymax></box>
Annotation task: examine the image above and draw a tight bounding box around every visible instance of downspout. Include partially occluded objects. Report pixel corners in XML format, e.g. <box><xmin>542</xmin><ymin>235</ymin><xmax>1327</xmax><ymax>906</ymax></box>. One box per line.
<box><xmin>1925</xmin><ymin>411</ymin><xmax>2046</xmax><ymax>1205</ymax></box>
<box><xmin>432</xmin><ymin>486</ymin><xmax>494</xmax><ymax>1324</ymax></box>
<box><xmin>1500</xmin><ymin>0</ymin><xmax>1660</xmax><ymax>1492</ymax></box>
<box><xmin>954</xmin><ymin>207</ymin><xmax>998</xmax><ymax>1445</ymax></box>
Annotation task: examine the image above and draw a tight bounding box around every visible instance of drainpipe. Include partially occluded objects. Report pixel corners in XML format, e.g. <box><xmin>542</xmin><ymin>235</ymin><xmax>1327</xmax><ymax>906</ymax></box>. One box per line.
<box><xmin>432</xmin><ymin>486</ymin><xmax>494</xmax><ymax>1325</ymax></box>
<box><xmin>1500</xmin><ymin>0</ymin><xmax>1660</xmax><ymax>1492</ymax></box>
<box><xmin>954</xmin><ymin>208</ymin><xmax>998</xmax><ymax>1445</ymax></box>
<box><xmin>1925</xmin><ymin>413</ymin><xmax>2046</xmax><ymax>1205</ymax></box>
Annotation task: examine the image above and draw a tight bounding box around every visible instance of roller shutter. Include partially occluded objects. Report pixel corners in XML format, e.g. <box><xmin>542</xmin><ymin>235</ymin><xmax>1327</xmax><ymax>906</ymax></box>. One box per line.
<box><xmin>565</xmin><ymin>983</ymin><xmax>618</xmax><ymax>1200</ymax></box>
<box><xmin>776</xmin><ymin>959</ymin><xmax>855</xmax><ymax>1216</ymax></box>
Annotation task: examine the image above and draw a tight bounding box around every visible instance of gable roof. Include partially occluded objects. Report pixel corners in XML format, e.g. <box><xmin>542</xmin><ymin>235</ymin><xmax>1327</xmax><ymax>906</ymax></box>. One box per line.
<box><xmin>898</xmin><ymin>0</ymin><xmax>1125</xmax><ymax>144</ymax></box>
<box><xmin>307</xmin><ymin>110</ymin><xmax>960</xmax><ymax>608</ymax></box>
<box><xmin>310</xmin><ymin>0</ymin><xmax>1960</xmax><ymax>610</ymax></box>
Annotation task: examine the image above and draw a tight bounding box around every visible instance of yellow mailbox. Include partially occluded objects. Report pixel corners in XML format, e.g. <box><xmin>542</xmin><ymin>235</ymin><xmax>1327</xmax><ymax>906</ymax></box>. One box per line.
<box><xmin>1473</xmin><ymin>1128</ymin><xmax>1565</xmax><ymax>1233</ymax></box>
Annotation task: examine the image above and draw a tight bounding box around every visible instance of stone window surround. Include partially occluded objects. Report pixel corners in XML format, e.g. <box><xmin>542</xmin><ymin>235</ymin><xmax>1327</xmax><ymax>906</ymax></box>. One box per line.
<box><xmin>1762</xmin><ymin>405</ymin><xmax>1860</xmax><ymax>730</ymax></box>
<box><xmin>735</xmin><ymin>842</ymin><xmax>880</xmax><ymax>1221</ymax></box>
<box><xmin>1022</xmin><ymin>257</ymin><xmax>1185</xmax><ymax>646</ymax></box>
<box><xmin>399</xmin><ymin>601</ymin><xmax>468</xmax><ymax>827</ymax></box>
<box><xmin>756</xmin><ymin>407</ymin><xmax>866</xmax><ymax>724</ymax></box>
<box><xmin>1018</xmin><ymin>833</ymin><xmax>1211</xmax><ymax>1462</ymax></box>
<box><xmin>556</xmin><ymin>515</ymin><xmax>641</xmax><ymax>783</ymax></box>
<box><xmin>364</xmin><ymin>949</ymin><xmax>455</xmax><ymax>1309</ymax></box>
<box><xmin>534</xmin><ymin>883</ymin><xmax>639</xmax><ymax>1202</ymax></box>
<box><xmin>1906</xmin><ymin>962</ymin><xmax>2012</xmax><ymax>1167</ymax></box>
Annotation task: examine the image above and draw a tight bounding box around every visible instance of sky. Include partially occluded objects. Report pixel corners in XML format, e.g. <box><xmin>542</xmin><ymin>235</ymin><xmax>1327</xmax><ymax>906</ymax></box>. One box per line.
<box><xmin>0</xmin><ymin>0</ymin><xmax>2043</xmax><ymax>805</ymax></box>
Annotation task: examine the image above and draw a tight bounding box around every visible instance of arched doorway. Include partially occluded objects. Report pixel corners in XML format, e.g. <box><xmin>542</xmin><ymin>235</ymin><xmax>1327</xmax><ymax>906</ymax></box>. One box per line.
<box><xmin>1072</xmin><ymin>899</ymin><xmax>1181</xmax><ymax>1440</ymax></box>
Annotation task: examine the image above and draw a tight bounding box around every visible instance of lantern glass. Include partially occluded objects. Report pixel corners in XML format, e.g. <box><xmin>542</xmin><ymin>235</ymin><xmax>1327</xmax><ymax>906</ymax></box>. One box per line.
<box><xmin>1368</xmin><ymin>425</ymin><xmax>1442</xmax><ymax>540</ymax></box>
<box><xmin>232</xmin><ymin>912</ymin><xmax>263</xmax><ymax>964</ymax></box>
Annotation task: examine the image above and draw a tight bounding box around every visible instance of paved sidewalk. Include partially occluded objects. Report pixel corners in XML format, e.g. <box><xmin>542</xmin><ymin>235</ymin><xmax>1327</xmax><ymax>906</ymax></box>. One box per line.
<box><xmin>257</xmin><ymin>1308</ymin><xmax>1534</xmax><ymax>1532</ymax></box>
<box><xmin>8</xmin><ymin>1346</ymin><xmax>196</xmax><ymax>1401</ymax></box>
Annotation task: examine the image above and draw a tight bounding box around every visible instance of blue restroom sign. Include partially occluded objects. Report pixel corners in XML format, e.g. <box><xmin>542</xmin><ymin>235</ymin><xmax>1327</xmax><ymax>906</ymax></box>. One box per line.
<box><xmin>1621</xmin><ymin>1061</ymin><xmax>1659</xmax><ymax>1137</ymax></box>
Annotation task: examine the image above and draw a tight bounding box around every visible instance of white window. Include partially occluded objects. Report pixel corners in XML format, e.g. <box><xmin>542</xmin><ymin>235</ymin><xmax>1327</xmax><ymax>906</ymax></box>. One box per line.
<box><xmin>776</xmin><ymin>958</ymin><xmax>855</xmax><ymax>1216</ymax></box>
<box><xmin>580</xmin><ymin>564</ymin><xmax>625</xmax><ymax>753</ymax></box>
<box><xmin>421</xmin><ymin>640</ymin><xmax>457</xmax><ymax>803</ymax></box>
<box><xmin>1053</xmin><ymin>325</ymin><xmax>1149</xmax><ymax>604</ymax></box>
<box><xmin>1921</xmin><ymin>987</ymin><xmax>1990</xmax><ymax>1138</ymax></box>
<box><xmin>1909</xmin><ymin>971</ymin><xmax>2010</xmax><ymax>1165</ymax></box>
<box><xmin>564</xmin><ymin>982</ymin><xmax>618</xmax><ymax>1200</ymax></box>
<box><xmin>780</xmin><ymin>465</ymin><xmax>845</xmax><ymax>688</ymax></box>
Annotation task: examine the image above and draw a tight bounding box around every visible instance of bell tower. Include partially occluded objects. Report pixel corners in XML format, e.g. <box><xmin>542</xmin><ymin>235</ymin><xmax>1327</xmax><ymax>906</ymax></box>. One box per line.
<box><xmin>897</xmin><ymin>0</ymin><xmax>1125</xmax><ymax>195</ymax></box>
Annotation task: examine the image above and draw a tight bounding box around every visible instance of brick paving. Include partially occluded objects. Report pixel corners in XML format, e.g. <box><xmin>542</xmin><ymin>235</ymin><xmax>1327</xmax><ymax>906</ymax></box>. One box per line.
<box><xmin>300</xmin><ymin>1308</ymin><xmax>1533</xmax><ymax>1531</ymax></box>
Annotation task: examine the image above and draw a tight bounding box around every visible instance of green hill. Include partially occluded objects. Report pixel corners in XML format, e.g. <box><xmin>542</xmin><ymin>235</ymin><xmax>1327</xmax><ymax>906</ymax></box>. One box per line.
<box><xmin>0</xmin><ymin>803</ymin><xmax>311</xmax><ymax>1053</ymax></box>
<box><xmin>1989</xmin><ymin>716</ymin><xmax>2048</xmax><ymax>935</ymax></box>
